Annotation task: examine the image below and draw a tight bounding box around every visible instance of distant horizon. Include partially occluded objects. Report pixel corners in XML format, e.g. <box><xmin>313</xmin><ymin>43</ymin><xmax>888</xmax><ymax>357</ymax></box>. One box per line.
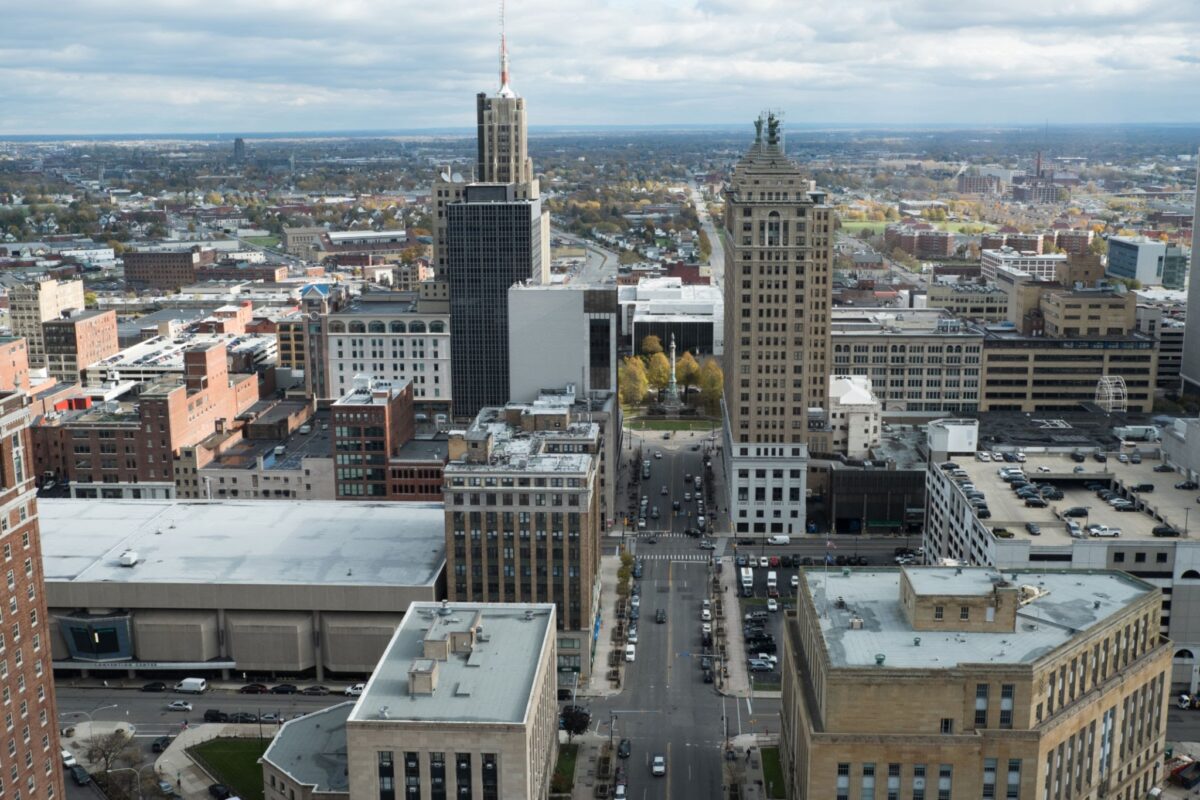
<box><xmin>4</xmin><ymin>121</ymin><xmax>1200</xmax><ymax>144</ymax></box>
<box><xmin>3</xmin><ymin>1</ymin><xmax>1199</xmax><ymax>136</ymax></box>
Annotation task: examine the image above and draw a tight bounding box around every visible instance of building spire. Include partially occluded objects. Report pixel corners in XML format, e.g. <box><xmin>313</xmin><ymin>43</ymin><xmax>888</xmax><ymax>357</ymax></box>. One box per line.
<box><xmin>498</xmin><ymin>0</ymin><xmax>515</xmax><ymax>97</ymax></box>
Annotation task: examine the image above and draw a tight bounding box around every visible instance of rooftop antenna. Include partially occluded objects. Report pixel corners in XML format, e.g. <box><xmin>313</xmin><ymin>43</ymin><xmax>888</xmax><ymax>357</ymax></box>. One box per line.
<box><xmin>498</xmin><ymin>0</ymin><xmax>514</xmax><ymax>97</ymax></box>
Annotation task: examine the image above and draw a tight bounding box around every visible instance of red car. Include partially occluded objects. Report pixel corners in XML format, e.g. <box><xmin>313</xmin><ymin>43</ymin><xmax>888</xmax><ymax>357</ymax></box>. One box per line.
<box><xmin>238</xmin><ymin>683</ymin><xmax>268</xmax><ymax>694</ymax></box>
<box><xmin>768</xmin><ymin>556</ymin><xmax>780</xmax><ymax>567</ymax></box>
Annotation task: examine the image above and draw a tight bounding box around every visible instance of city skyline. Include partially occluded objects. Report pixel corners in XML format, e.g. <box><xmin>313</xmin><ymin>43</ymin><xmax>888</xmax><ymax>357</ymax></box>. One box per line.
<box><xmin>2</xmin><ymin>0</ymin><xmax>1199</xmax><ymax>135</ymax></box>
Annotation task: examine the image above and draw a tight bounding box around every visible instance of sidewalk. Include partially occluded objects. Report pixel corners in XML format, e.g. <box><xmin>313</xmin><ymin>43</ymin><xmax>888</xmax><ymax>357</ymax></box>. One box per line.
<box><xmin>567</xmin><ymin>733</ymin><xmax>610</xmax><ymax>800</ymax></box>
<box><xmin>155</xmin><ymin>723</ymin><xmax>279</xmax><ymax>798</ymax></box>
<box><xmin>717</xmin><ymin>557</ymin><xmax>750</xmax><ymax>697</ymax></box>
<box><xmin>727</xmin><ymin>734</ymin><xmax>782</xmax><ymax>800</ymax></box>
<box><xmin>584</xmin><ymin>554</ymin><xmax>625</xmax><ymax>698</ymax></box>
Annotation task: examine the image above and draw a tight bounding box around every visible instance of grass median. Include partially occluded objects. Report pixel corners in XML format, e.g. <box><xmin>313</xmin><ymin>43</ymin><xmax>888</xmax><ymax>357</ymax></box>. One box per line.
<box><xmin>188</xmin><ymin>738</ymin><xmax>270</xmax><ymax>800</ymax></box>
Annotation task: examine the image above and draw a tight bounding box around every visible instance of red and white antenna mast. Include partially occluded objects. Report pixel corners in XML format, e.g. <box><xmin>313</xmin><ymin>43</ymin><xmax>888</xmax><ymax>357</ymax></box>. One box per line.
<box><xmin>498</xmin><ymin>0</ymin><xmax>512</xmax><ymax>95</ymax></box>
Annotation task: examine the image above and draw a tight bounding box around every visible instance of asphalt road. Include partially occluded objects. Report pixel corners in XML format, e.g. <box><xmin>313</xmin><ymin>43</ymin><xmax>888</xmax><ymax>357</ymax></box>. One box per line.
<box><xmin>554</xmin><ymin>230</ymin><xmax>619</xmax><ymax>285</ymax></box>
<box><xmin>689</xmin><ymin>184</ymin><xmax>725</xmax><ymax>288</ymax></box>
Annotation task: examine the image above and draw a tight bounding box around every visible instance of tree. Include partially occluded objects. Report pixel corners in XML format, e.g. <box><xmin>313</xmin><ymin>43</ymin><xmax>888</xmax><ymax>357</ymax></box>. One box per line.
<box><xmin>697</xmin><ymin>229</ymin><xmax>712</xmax><ymax>260</ymax></box>
<box><xmin>561</xmin><ymin>705</ymin><xmax>590</xmax><ymax>742</ymax></box>
<box><xmin>83</xmin><ymin>730</ymin><xmax>139</xmax><ymax>772</ymax></box>
<box><xmin>698</xmin><ymin>358</ymin><xmax>724</xmax><ymax>412</ymax></box>
<box><xmin>640</xmin><ymin>335</ymin><xmax>663</xmax><ymax>357</ymax></box>
<box><xmin>618</xmin><ymin>357</ymin><xmax>649</xmax><ymax>405</ymax></box>
<box><xmin>645</xmin><ymin>352</ymin><xmax>671</xmax><ymax>391</ymax></box>
<box><xmin>84</xmin><ymin>292</ymin><xmax>98</xmax><ymax>307</ymax></box>
<box><xmin>676</xmin><ymin>351</ymin><xmax>700</xmax><ymax>391</ymax></box>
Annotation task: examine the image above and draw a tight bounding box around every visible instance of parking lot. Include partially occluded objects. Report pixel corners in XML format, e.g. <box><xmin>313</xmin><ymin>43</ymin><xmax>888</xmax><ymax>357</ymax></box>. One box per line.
<box><xmin>952</xmin><ymin>452</ymin><xmax>1196</xmax><ymax>543</ymax></box>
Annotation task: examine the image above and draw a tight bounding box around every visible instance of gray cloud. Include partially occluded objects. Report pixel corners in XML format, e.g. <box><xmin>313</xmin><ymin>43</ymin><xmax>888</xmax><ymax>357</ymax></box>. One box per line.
<box><xmin>0</xmin><ymin>0</ymin><xmax>1197</xmax><ymax>134</ymax></box>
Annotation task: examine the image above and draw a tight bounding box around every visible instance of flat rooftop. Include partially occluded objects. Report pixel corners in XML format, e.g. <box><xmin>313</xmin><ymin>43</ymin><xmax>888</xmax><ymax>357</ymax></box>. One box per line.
<box><xmin>949</xmin><ymin>452</ymin><xmax>1193</xmax><ymax>542</ymax></box>
<box><xmin>351</xmin><ymin>602</ymin><xmax>553</xmax><ymax>725</ymax></box>
<box><xmin>397</xmin><ymin>436</ymin><xmax>449</xmax><ymax>463</ymax></box>
<box><xmin>88</xmin><ymin>332</ymin><xmax>276</xmax><ymax>372</ymax></box>
<box><xmin>807</xmin><ymin>567</ymin><xmax>1153</xmax><ymax>669</ymax></box>
<box><xmin>40</xmin><ymin>499</ymin><xmax>445</xmax><ymax>588</ymax></box>
<box><xmin>263</xmin><ymin>702</ymin><xmax>351</xmax><ymax>793</ymax></box>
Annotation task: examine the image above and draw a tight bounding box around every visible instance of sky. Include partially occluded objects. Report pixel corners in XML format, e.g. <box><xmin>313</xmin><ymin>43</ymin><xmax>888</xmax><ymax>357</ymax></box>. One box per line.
<box><xmin>1</xmin><ymin>0</ymin><xmax>1199</xmax><ymax>135</ymax></box>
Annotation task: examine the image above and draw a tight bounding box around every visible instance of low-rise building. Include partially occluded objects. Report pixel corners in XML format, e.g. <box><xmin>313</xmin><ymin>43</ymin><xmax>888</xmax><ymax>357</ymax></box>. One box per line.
<box><xmin>617</xmin><ymin>276</ymin><xmax>724</xmax><ymax>357</ymax></box>
<box><xmin>1135</xmin><ymin>303</ymin><xmax>1185</xmax><ymax>392</ymax></box>
<box><xmin>1107</xmin><ymin>235</ymin><xmax>1189</xmax><ymax>289</ymax></box>
<box><xmin>84</xmin><ymin>331</ymin><xmax>277</xmax><ymax>385</ymax></box>
<box><xmin>781</xmin><ymin>565</ymin><xmax>1169</xmax><ymax>800</ymax></box>
<box><xmin>981</xmin><ymin>247</ymin><xmax>1067</xmax><ymax>282</ymax></box>
<box><xmin>925</xmin><ymin>282</ymin><xmax>1009</xmax><ymax>323</ymax></box>
<box><xmin>8</xmin><ymin>275</ymin><xmax>85</xmax><ymax>368</ymax></box>
<box><xmin>827</xmin><ymin>376</ymin><xmax>881</xmax><ymax>458</ymax></box>
<box><xmin>264</xmin><ymin>602</ymin><xmax>558</xmax><ymax>800</ymax></box>
<box><xmin>42</xmin><ymin>499</ymin><xmax>446</xmax><ymax>679</ymax></box>
<box><xmin>123</xmin><ymin>245</ymin><xmax>216</xmax><ymax>290</ymax></box>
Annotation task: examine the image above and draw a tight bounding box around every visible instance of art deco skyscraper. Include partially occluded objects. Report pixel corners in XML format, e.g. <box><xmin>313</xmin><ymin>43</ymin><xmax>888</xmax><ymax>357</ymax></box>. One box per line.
<box><xmin>432</xmin><ymin>18</ymin><xmax>540</xmax><ymax>276</ymax></box>
<box><xmin>721</xmin><ymin>113</ymin><xmax>833</xmax><ymax>536</ymax></box>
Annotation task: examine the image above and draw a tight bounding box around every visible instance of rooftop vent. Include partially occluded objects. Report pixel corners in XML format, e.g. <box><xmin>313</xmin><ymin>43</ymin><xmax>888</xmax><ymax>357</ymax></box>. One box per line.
<box><xmin>118</xmin><ymin>550</ymin><xmax>139</xmax><ymax>568</ymax></box>
<box><xmin>438</xmin><ymin>599</ymin><xmax>451</xmax><ymax>616</ymax></box>
<box><xmin>874</xmin><ymin>653</ymin><xmax>886</xmax><ymax>666</ymax></box>
<box><xmin>913</xmin><ymin>637</ymin><xmax>921</xmax><ymax>647</ymax></box>
<box><xmin>849</xmin><ymin>616</ymin><xmax>864</xmax><ymax>630</ymax></box>
<box><xmin>378</xmin><ymin>706</ymin><xmax>390</xmax><ymax>720</ymax></box>
<box><xmin>524</xmin><ymin>609</ymin><xmax>534</xmax><ymax>621</ymax></box>
<box><xmin>1093</xmin><ymin>600</ymin><xmax>1101</xmax><ymax>609</ymax></box>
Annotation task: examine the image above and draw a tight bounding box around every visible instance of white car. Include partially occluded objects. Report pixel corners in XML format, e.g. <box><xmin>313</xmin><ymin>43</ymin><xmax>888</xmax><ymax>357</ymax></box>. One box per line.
<box><xmin>344</xmin><ymin>683</ymin><xmax>365</xmax><ymax>697</ymax></box>
<box><xmin>791</xmin><ymin>574</ymin><xmax>799</xmax><ymax>588</ymax></box>
<box><xmin>654</xmin><ymin>451</ymin><xmax>663</xmax><ymax>459</ymax></box>
<box><xmin>701</xmin><ymin>622</ymin><xmax>712</xmax><ymax>634</ymax></box>
<box><xmin>625</xmin><ymin>644</ymin><xmax>636</xmax><ymax>662</ymax></box>
<box><xmin>767</xmin><ymin>598</ymin><xmax>779</xmax><ymax>612</ymax></box>
<box><xmin>757</xmin><ymin>653</ymin><xmax>778</xmax><ymax>667</ymax></box>
<box><xmin>976</xmin><ymin>451</ymin><xmax>991</xmax><ymax>462</ymax></box>
<box><xmin>701</xmin><ymin>609</ymin><xmax>712</xmax><ymax>622</ymax></box>
<box><xmin>628</xmin><ymin>627</ymin><xmax>638</xmax><ymax>644</ymax></box>
<box><xmin>759</xmin><ymin>557</ymin><xmax>769</xmax><ymax>568</ymax></box>
<box><xmin>631</xmin><ymin>595</ymin><xmax>640</xmax><ymax>609</ymax></box>
<box><xmin>651</xmin><ymin>755</ymin><xmax>667</xmax><ymax>776</ymax></box>
<box><xmin>61</xmin><ymin>749</ymin><xmax>77</xmax><ymax>768</ymax></box>
<box><xmin>1037</xmin><ymin>466</ymin><xmax>1051</xmax><ymax>473</ymax></box>
<box><xmin>166</xmin><ymin>700</ymin><xmax>192</xmax><ymax>712</ymax></box>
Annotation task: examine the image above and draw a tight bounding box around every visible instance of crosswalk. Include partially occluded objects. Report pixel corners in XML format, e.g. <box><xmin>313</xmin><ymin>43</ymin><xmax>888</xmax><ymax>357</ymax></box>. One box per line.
<box><xmin>633</xmin><ymin>552</ymin><xmax>719</xmax><ymax>562</ymax></box>
<box><xmin>632</xmin><ymin>531</ymin><xmax>699</xmax><ymax>539</ymax></box>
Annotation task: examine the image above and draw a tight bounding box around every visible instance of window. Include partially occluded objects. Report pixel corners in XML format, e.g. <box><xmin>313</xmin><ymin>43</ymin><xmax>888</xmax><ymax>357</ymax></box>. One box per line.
<box><xmin>1000</xmin><ymin>684</ymin><xmax>1015</xmax><ymax>729</ymax></box>
<box><xmin>960</xmin><ymin>606</ymin><xmax>970</xmax><ymax>621</ymax></box>
<box><xmin>934</xmin><ymin>605</ymin><xmax>944</xmax><ymax>621</ymax></box>
<box><xmin>887</xmin><ymin>764</ymin><xmax>900</xmax><ymax>800</ymax></box>
<box><xmin>836</xmin><ymin>763</ymin><xmax>850</xmax><ymax>800</ymax></box>
<box><xmin>912</xmin><ymin>765</ymin><xmax>926</xmax><ymax>800</ymax></box>
<box><xmin>937</xmin><ymin>765</ymin><xmax>952</xmax><ymax>800</ymax></box>
<box><xmin>861</xmin><ymin>763</ymin><xmax>876</xmax><ymax>800</ymax></box>
<box><xmin>975</xmin><ymin>684</ymin><xmax>989</xmax><ymax>726</ymax></box>
<box><xmin>1006</xmin><ymin>759</ymin><xmax>1021</xmax><ymax>800</ymax></box>
<box><xmin>983</xmin><ymin>758</ymin><xmax>997</xmax><ymax>799</ymax></box>
<box><xmin>940</xmin><ymin>718</ymin><xmax>954</xmax><ymax>734</ymax></box>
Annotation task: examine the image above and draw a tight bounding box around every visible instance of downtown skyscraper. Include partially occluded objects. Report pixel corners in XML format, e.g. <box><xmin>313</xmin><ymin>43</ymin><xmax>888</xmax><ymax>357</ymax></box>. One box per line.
<box><xmin>721</xmin><ymin>113</ymin><xmax>834</xmax><ymax>536</ymax></box>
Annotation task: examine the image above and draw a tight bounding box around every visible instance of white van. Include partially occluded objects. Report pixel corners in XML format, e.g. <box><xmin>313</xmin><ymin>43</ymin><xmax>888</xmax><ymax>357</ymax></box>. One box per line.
<box><xmin>766</xmin><ymin>571</ymin><xmax>778</xmax><ymax>590</ymax></box>
<box><xmin>174</xmin><ymin>677</ymin><xmax>207</xmax><ymax>694</ymax></box>
<box><xmin>767</xmin><ymin>534</ymin><xmax>791</xmax><ymax>545</ymax></box>
<box><xmin>625</xmin><ymin>644</ymin><xmax>636</xmax><ymax>662</ymax></box>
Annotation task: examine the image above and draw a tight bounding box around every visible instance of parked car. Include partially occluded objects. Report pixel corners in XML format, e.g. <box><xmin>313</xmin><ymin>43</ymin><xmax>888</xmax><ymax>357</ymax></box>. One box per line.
<box><xmin>152</xmin><ymin>736</ymin><xmax>173</xmax><ymax>753</ymax></box>
<box><xmin>618</xmin><ymin>738</ymin><xmax>632</xmax><ymax>759</ymax></box>
<box><xmin>61</xmin><ymin>748</ymin><xmax>77</xmax><ymax>768</ymax></box>
<box><xmin>301</xmin><ymin>685</ymin><xmax>330</xmax><ymax>696</ymax></box>
<box><xmin>1154</xmin><ymin>464</ymin><xmax>1175</xmax><ymax>473</ymax></box>
<box><xmin>344</xmin><ymin>683</ymin><xmax>365</xmax><ymax>697</ymax></box>
<box><xmin>1063</xmin><ymin>507</ymin><xmax>1089</xmax><ymax>517</ymax></box>
<box><xmin>261</xmin><ymin>713</ymin><xmax>282</xmax><ymax>723</ymax></box>
<box><xmin>228</xmin><ymin>712</ymin><xmax>258</xmax><ymax>724</ymax></box>
<box><xmin>767</xmin><ymin>599</ymin><xmax>779</xmax><ymax>612</ymax></box>
<box><xmin>1153</xmin><ymin>525</ymin><xmax>1182</xmax><ymax>538</ymax></box>
<box><xmin>748</xmin><ymin>658</ymin><xmax>774</xmax><ymax>672</ymax></box>
<box><xmin>140</xmin><ymin>681</ymin><xmax>167</xmax><ymax>693</ymax></box>
<box><xmin>768</xmin><ymin>556</ymin><xmax>780</xmax><ymax>567</ymax></box>
<box><xmin>166</xmin><ymin>701</ymin><xmax>192</xmax><ymax>712</ymax></box>
<box><xmin>1025</xmin><ymin>522</ymin><xmax>1041</xmax><ymax>535</ymax></box>
<box><xmin>70</xmin><ymin>765</ymin><xmax>91</xmax><ymax>786</ymax></box>
<box><xmin>158</xmin><ymin>780</ymin><xmax>178</xmax><ymax>797</ymax></box>
<box><xmin>203</xmin><ymin>709</ymin><xmax>228</xmax><ymax>723</ymax></box>
<box><xmin>758</xmin><ymin>557</ymin><xmax>769</xmax><ymax>568</ymax></box>
<box><xmin>238</xmin><ymin>683</ymin><xmax>268</xmax><ymax>694</ymax></box>
<box><xmin>208</xmin><ymin>785</ymin><xmax>232</xmax><ymax>800</ymax></box>
<box><xmin>271</xmin><ymin>684</ymin><xmax>299</xmax><ymax>694</ymax></box>
<box><xmin>1177</xmin><ymin>481</ymin><xmax>1199</xmax><ymax>491</ymax></box>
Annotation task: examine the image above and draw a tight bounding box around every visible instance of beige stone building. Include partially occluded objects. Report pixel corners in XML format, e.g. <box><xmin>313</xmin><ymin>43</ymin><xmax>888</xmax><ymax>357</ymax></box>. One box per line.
<box><xmin>343</xmin><ymin>602</ymin><xmax>558</xmax><ymax>800</ymax></box>
<box><xmin>781</xmin><ymin>566</ymin><xmax>1170</xmax><ymax>800</ymax></box>
<box><xmin>443</xmin><ymin>397</ymin><xmax>601</xmax><ymax>680</ymax></box>
<box><xmin>282</xmin><ymin>225</ymin><xmax>325</xmax><ymax>260</ymax></box>
<box><xmin>926</xmin><ymin>282</ymin><xmax>1009</xmax><ymax>322</ymax></box>
<box><xmin>8</xmin><ymin>275</ymin><xmax>85</xmax><ymax>368</ymax></box>
<box><xmin>721</xmin><ymin>113</ymin><xmax>833</xmax><ymax>535</ymax></box>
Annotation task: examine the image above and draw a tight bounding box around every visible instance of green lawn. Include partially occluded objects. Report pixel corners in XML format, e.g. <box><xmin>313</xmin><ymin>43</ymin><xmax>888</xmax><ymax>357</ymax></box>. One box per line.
<box><xmin>627</xmin><ymin>418</ymin><xmax>719</xmax><ymax>432</ymax></box>
<box><xmin>550</xmin><ymin>743</ymin><xmax>579</xmax><ymax>794</ymax></box>
<box><xmin>752</xmin><ymin>677</ymin><xmax>782</xmax><ymax>692</ymax></box>
<box><xmin>760</xmin><ymin>746</ymin><xmax>787</xmax><ymax>798</ymax></box>
<box><xmin>838</xmin><ymin>220</ymin><xmax>887</xmax><ymax>234</ymax></box>
<box><xmin>242</xmin><ymin>236</ymin><xmax>280</xmax><ymax>248</ymax></box>
<box><xmin>188</xmin><ymin>738</ymin><xmax>270</xmax><ymax>800</ymax></box>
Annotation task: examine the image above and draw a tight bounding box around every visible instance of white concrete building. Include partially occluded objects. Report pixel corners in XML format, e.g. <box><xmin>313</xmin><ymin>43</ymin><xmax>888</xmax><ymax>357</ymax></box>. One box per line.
<box><xmin>507</xmin><ymin>283</ymin><xmax>617</xmax><ymax>404</ymax></box>
<box><xmin>828</xmin><ymin>376</ymin><xmax>881</xmax><ymax>458</ymax></box>
<box><xmin>980</xmin><ymin>246</ymin><xmax>1068</xmax><ymax>282</ymax></box>
<box><xmin>618</xmin><ymin>276</ymin><xmax>724</xmax><ymax>357</ymax></box>
<box><xmin>1182</xmin><ymin>151</ymin><xmax>1200</xmax><ymax>394</ymax></box>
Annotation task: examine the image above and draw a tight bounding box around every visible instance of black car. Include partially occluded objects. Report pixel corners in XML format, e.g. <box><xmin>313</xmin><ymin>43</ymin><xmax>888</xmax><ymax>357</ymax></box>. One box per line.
<box><xmin>1176</xmin><ymin>481</ymin><xmax>1199</xmax><ymax>491</ymax></box>
<box><xmin>780</xmin><ymin>555</ymin><xmax>793</xmax><ymax>568</ymax></box>
<box><xmin>737</xmin><ymin>538</ymin><xmax>756</xmax><ymax>546</ymax></box>
<box><xmin>228</xmin><ymin>712</ymin><xmax>258</xmax><ymax>724</ymax></box>
<box><xmin>701</xmin><ymin>632</ymin><xmax>713</xmax><ymax>647</ymax></box>
<box><xmin>1063</xmin><ymin>507</ymin><xmax>1089</xmax><ymax>517</ymax></box>
<box><xmin>203</xmin><ymin>709</ymin><xmax>228</xmax><ymax>723</ymax></box>
<box><xmin>1094</xmin><ymin>452</ymin><xmax>1108</xmax><ymax>462</ymax></box>
<box><xmin>209</xmin><ymin>785</ymin><xmax>232</xmax><ymax>800</ymax></box>
<box><xmin>238</xmin><ymin>683</ymin><xmax>268</xmax><ymax>694</ymax></box>
<box><xmin>70</xmin><ymin>765</ymin><xmax>91</xmax><ymax>786</ymax></box>
<box><xmin>1154</xmin><ymin>464</ymin><xmax>1174</xmax><ymax>473</ymax></box>
<box><xmin>300</xmin><ymin>685</ymin><xmax>329</xmax><ymax>696</ymax></box>
<box><xmin>656</xmin><ymin>608</ymin><xmax>666</xmax><ymax>624</ymax></box>
<box><xmin>703</xmin><ymin>668</ymin><xmax>714</xmax><ymax>683</ymax></box>
<box><xmin>152</xmin><ymin>735</ymin><xmax>173</xmax><ymax>753</ymax></box>
<box><xmin>1153</xmin><ymin>526</ymin><xmax>1182</xmax><ymax>538</ymax></box>
<box><xmin>749</xmin><ymin>640</ymin><xmax>778</xmax><ymax>654</ymax></box>
<box><xmin>618</xmin><ymin>738</ymin><xmax>632</xmax><ymax>759</ymax></box>
<box><xmin>700</xmin><ymin>655</ymin><xmax>713</xmax><ymax>670</ymax></box>
<box><xmin>629</xmin><ymin>607</ymin><xmax>640</xmax><ymax>621</ymax></box>
<box><xmin>141</xmin><ymin>681</ymin><xmax>167</xmax><ymax>693</ymax></box>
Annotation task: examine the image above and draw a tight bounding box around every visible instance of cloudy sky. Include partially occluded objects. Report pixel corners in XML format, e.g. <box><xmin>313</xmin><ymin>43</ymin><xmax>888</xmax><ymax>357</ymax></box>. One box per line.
<box><xmin>2</xmin><ymin>0</ymin><xmax>1198</xmax><ymax>135</ymax></box>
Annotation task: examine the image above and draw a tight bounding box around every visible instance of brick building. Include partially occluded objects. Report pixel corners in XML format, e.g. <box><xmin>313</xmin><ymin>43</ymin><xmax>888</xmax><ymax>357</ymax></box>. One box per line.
<box><xmin>884</xmin><ymin>223</ymin><xmax>956</xmax><ymax>259</ymax></box>
<box><xmin>123</xmin><ymin>246</ymin><xmax>215</xmax><ymax>290</ymax></box>
<box><xmin>33</xmin><ymin>342</ymin><xmax>261</xmax><ymax>499</ymax></box>
<box><xmin>7</xmin><ymin>277</ymin><xmax>85</xmax><ymax>369</ymax></box>
<box><xmin>0</xmin><ymin>393</ymin><xmax>65</xmax><ymax>799</ymax></box>
<box><xmin>42</xmin><ymin>309</ymin><xmax>118</xmax><ymax>384</ymax></box>
<box><xmin>0</xmin><ymin>339</ymin><xmax>31</xmax><ymax>393</ymax></box>
<box><xmin>332</xmin><ymin>377</ymin><xmax>446</xmax><ymax>502</ymax></box>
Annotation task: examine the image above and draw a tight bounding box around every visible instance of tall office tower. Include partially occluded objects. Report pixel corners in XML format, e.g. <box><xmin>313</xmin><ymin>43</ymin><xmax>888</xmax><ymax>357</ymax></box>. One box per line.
<box><xmin>233</xmin><ymin>137</ymin><xmax>246</xmax><ymax>163</ymax></box>
<box><xmin>721</xmin><ymin>113</ymin><xmax>834</xmax><ymax>536</ymax></box>
<box><xmin>0</xmin><ymin>392</ymin><xmax>65</xmax><ymax>798</ymax></box>
<box><xmin>431</xmin><ymin>16</ymin><xmax>542</xmax><ymax>276</ymax></box>
<box><xmin>1180</xmin><ymin>151</ymin><xmax>1200</xmax><ymax>394</ymax></box>
<box><xmin>448</xmin><ymin>184</ymin><xmax>544</xmax><ymax>419</ymax></box>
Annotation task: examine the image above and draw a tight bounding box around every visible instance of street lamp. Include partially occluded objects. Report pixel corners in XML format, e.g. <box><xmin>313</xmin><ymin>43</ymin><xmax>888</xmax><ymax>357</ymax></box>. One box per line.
<box><xmin>609</xmin><ymin>711</ymin><xmax>617</xmax><ymax>749</ymax></box>
<box><xmin>106</xmin><ymin>765</ymin><xmax>157</xmax><ymax>800</ymax></box>
<box><xmin>59</xmin><ymin>703</ymin><xmax>118</xmax><ymax>731</ymax></box>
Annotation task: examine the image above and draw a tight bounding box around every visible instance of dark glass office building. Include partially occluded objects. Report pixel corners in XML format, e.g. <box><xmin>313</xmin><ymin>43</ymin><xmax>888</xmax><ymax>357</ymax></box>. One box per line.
<box><xmin>448</xmin><ymin>184</ymin><xmax>543</xmax><ymax>419</ymax></box>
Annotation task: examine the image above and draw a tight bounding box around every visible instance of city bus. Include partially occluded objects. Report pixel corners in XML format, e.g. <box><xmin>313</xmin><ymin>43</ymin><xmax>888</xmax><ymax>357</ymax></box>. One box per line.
<box><xmin>740</xmin><ymin>567</ymin><xmax>754</xmax><ymax>596</ymax></box>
